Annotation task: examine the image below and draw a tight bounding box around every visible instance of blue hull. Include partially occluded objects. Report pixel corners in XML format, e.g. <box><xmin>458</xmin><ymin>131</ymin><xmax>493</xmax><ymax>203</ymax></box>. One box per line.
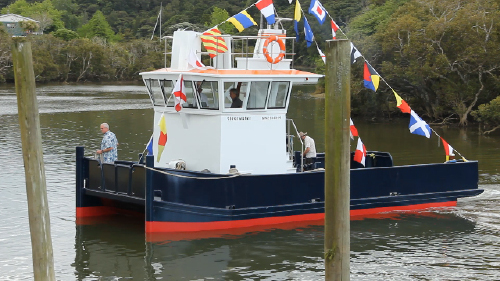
<box><xmin>75</xmin><ymin>147</ymin><xmax>482</xmax><ymax>232</ymax></box>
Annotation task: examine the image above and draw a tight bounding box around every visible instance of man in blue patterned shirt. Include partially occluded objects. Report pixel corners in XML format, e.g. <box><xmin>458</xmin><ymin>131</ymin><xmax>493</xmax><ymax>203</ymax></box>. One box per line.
<box><xmin>96</xmin><ymin>123</ymin><xmax>118</xmax><ymax>163</ymax></box>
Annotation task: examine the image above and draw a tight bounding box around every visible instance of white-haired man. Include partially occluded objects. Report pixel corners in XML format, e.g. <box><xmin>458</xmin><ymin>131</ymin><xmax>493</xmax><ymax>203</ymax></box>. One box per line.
<box><xmin>96</xmin><ymin>123</ymin><xmax>118</xmax><ymax>163</ymax></box>
<box><xmin>299</xmin><ymin>132</ymin><xmax>316</xmax><ymax>166</ymax></box>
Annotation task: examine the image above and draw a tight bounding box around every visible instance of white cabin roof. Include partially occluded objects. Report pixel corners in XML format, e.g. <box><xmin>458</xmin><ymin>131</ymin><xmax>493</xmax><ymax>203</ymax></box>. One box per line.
<box><xmin>140</xmin><ymin>68</ymin><xmax>322</xmax><ymax>84</ymax></box>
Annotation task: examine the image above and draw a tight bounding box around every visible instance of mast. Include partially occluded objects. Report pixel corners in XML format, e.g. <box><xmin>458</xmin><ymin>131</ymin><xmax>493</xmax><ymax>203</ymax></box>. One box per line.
<box><xmin>159</xmin><ymin>2</ymin><xmax>162</xmax><ymax>42</ymax></box>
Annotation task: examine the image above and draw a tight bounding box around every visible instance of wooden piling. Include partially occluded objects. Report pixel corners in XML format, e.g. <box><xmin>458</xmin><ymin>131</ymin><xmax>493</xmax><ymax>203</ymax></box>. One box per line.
<box><xmin>12</xmin><ymin>39</ymin><xmax>56</xmax><ymax>281</ymax></box>
<box><xmin>324</xmin><ymin>39</ymin><xmax>351</xmax><ymax>280</ymax></box>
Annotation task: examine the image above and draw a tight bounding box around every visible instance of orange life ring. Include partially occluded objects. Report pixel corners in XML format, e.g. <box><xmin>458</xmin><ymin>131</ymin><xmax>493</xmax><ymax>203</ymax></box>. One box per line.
<box><xmin>262</xmin><ymin>35</ymin><xmax>286</xmax><ymax>64</ymax></box>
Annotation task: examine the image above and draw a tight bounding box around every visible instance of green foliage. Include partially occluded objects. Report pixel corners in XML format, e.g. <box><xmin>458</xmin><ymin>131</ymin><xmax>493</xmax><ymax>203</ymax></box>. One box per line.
<box><xmin>0</xmin><ymin>30</ymin><xmax>11</xmax><ymax>83</ymax></box>
<box><xmin>348</xmin><ymin>0</ymin><xmax>409</xmax><ymax>38</ymax></box>
<box><xmin>472</xmin><ymin>96</ymin><xmax>500</xmax><ymax>128</ymax></box>
<box><xmin>52</xmin><ymin>0</ymin><xmax>81</xmax><ymax>30</ymax></box>
<box><xmin>2</xmin><ymin>0</ymin><xmax>64</xmax><ymax>32</ymax></box>
<box><xmin>206</xmin><ymin>7</ymin><xmax>234</xmax><ymax>34</ymax></box>
<box><xmin>20</xmin><ymin>20</ymin><xmax>39</xmax><ymax>32</ymax></box>
<box><xmin>78</xmin><ymin>10</ymin><xmax>119</xmax><ymax>42</ymax></box>
<box><xmin>52</xmin><ymin>28</ymin><xmax>79</xmax><ymax>41</ymax></box>
<box><xmin>348</xmin><ymin>0</ymin><xmax>500</xmax><ymax>123</ymax></box>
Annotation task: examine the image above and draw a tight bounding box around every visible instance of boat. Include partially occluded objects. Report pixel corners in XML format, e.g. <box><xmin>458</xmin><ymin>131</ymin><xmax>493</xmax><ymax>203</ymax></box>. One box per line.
<box><xmin>75</xmin><ymin>26</ymin><xmax>483</xmax><ymax>234</ymax></box>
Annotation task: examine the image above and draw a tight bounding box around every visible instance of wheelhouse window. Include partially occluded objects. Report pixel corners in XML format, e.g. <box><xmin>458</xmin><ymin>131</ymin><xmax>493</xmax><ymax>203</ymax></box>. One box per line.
<box><xmin>267</xmin><ymin>82</ymin><xmax>289</xmax><ymax>109</ymax></box>
<box><xmin>182</xmin><ymin>80</ymin><xmax>196</xmax><ymax>108</ymax></box>
<box><xmin>247</xmin><ymin>81</ymin><xmax>269</xmax><ymax>109</ymax></box>
<box><xmin>194</xmin><ymin>81</ymin><xmax>219</xmax><ymax>109</ymax></box>
<box><xmin>160</xmin><ymin>80</ymin><xmax>174</xmax><ymax>107</ymax></box>
<box><xmin>144</xmin><ymin>79</ymin><xmax>165</xmax><ymax>106</ymax></box>
<box><xmin>224</xmin><ymin>82</ymin><xmax>248</xmax><ymax>109</ymax></box>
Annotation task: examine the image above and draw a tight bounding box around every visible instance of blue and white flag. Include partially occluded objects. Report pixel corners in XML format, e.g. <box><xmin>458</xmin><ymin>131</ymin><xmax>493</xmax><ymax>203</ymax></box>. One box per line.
<box><xmin>146</xmin><ymin>134</ymin><xmax>154</xmax><ymax>155</ymax></box>
<box><xmin>303</xmin><ymin>16</ymin><xmax>314</xmax><ymax>47</ymax></box>
<box><xmin>309</xmin><ymin>0</ymin><xmax>327</xmax><ymax>25</ymax></box>
<box><xmin>409</xmin><ymin>110</ymin><xmax>431</xmax><ymax>138</ymax></box>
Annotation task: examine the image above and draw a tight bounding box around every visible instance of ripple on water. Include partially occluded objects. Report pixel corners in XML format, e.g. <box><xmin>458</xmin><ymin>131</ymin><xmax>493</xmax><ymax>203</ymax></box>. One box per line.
<box><xmin>1</xmin><ymin>85</ymin><xmax>500</xmax><ymax>280</ymax></box>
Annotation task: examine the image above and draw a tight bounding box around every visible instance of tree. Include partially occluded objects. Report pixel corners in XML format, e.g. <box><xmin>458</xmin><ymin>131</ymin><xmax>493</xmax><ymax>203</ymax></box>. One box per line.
<box><xmin>53</xmin><ymin>28</ymin><xmax>79</xmax><ymax>41</ymax></box>
<box><xmin>1</xmin><ymin>0</ymin><xmax>64</xmax><ymax>32</ymax></box>
<box><xmin>360</xmin><ymin>0</ymin><xmax>500</xmax><ymax>125</ymax></box>
<box><xmin>472</xmin><ymin>96</ymin><xmax>500</xmax><ymax>134</ymax></box>
<box><xmin>205</xmin><ymin>7</ymin><xmax>234</xmax><ymax>34</ymax></box>
<box><xmin>0</xmin><ymin>30</ymin><xmax>11</xmax><ymax>83</ymax></box>
<box><xmin>20</xmin><ymin>20</ymin><xmax>40</xmax><ymax>33</ymax></box>
<box><xmin>78</xmin><ymin>10</ymin><xmax>118</xmax><ymax>42</ymax></box>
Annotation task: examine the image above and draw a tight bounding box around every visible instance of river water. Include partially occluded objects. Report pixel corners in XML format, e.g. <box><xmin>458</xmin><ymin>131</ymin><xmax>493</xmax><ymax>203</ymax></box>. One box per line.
<box><xmin>0</xmin><ymin>83</ymin><xmax>499</xmax><ymax>280</ymax></box>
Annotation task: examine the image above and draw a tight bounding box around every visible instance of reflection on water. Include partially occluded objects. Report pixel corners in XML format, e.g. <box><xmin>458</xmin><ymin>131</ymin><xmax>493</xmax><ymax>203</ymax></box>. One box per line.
<box><xmin>72</xmin><ymin>211</ymin><xmax>491</xmax><ymax>280</ymax></box>
<box><xmin>0</xmin><ymin>83</ymin><xmax>499</xmax><ymax>280</ymax></box>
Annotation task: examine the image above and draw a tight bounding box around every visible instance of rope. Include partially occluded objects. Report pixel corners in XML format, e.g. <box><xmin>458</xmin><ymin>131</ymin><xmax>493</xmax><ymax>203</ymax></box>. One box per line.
<box><xmin>143</xmin><ymin>166</ymin><xmax>242</xmax><ymax>180</ymax></box>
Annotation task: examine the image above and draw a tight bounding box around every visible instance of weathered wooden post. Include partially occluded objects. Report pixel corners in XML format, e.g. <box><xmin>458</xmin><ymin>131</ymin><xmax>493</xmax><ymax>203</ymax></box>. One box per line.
<box><xmin>12</xmin><ymin>38</ymin><xmax>56</xmax><ymax>280</ymax></box>
<box><xmin>324</xmin><ymin>39</ymin><xmax>351</xmax><ymax>280</ymax></box>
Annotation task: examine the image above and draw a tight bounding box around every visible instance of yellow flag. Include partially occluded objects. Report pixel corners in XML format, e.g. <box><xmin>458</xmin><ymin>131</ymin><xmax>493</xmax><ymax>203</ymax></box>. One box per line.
<box><xmin>157</xmin><ymin>113</ymin><xmax>167</xmax><ymax>162</ymax></box>
<box><xmin>393</xmin><ymin>90</ymin><xmax>403</xmax><ymax>107</ymax></box>
<box><xmin>294</xmin><ymin>0</ymin><xmax>301</xmax><ymax>22</ymax></box>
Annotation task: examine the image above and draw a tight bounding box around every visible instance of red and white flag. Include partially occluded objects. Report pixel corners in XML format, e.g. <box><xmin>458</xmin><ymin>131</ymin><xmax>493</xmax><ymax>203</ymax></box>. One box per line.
<box><xmin>188</xmin><ymin>49</ymin><xmax>205</xmax><ymax>69</ymax></box>
<box><xmin>331</xmin><ymin>19</ymin><xmax>339</xmax><ymax>39</ymax></box>
<box><xmin>317</xmin><ymin>46</ymin><xmax>326</xmax><ymax>64</ymax></box>
<box><xmin>353</xmin><ymin>137</ymin><xmax>366</xmax><ymax>166</ymax></box>
<box><xmin>441</xmin><ymin>137</ymin><xmax>455</xmax><ymax>161</ymax></box>
<box><xmin>172</xmin><ymin>74</ymin><xmax>187</xmax><ymax>112</ymax></box>
<box><xmin>350</xmin><ymin>118</ymin><xmax>358</xmax><ymax>140</ymax></box>
<box><xmin>255</xmin><ymin>0</ymin><xmax>275</xmax><ymax>24</ymax></box>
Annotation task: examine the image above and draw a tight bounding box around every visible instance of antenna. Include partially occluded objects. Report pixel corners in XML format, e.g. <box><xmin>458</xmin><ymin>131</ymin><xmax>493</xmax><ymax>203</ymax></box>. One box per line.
<box><xmin>151</xmin><ymin>4</ymin><xmax>161</xmax><ymax>40</ymax></box>
<box><xmin>159</xmin><ymin>2</ymin><xmax>162</xmax><ymax>42</ymax></box>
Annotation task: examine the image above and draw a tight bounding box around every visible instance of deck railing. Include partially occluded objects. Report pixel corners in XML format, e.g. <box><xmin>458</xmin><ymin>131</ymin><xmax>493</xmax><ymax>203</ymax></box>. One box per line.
<box><xmin>160</xmin><ymin>34</ymin><xmax>297</xmax><ymax>70</ymax></box>
<box><xmin>287</xmin><ymin>118</ymin><xmax>304</xmax><ymax>172</ymax></box>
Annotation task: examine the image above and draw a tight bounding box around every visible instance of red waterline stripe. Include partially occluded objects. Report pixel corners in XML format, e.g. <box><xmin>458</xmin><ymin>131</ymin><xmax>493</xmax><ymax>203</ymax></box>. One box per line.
<box><xmin>76</xmin><ymin>206</ymin><xmax>117</xmax><ymax>217</ymax></box>
<box><xmin>350</xmin><ymin>200</ymin><xmax>456</xmax><ymax>217</ymax></box>
<box><xmin>145</xmin><ymin>201</ymin><xmax>457</xmax><ymax>233</ymax></box>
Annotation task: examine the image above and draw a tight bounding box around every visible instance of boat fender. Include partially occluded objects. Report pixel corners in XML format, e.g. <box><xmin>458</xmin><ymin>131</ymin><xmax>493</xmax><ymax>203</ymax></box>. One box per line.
<box><xmin>168</xmin><ymin>160</ymin><xmax>186</xmax><ymax>170</ymax></box>
<box><xmin>263</xmin><ymin>35</ymin><xmax>286</xmax><ymax>64</ymax></box>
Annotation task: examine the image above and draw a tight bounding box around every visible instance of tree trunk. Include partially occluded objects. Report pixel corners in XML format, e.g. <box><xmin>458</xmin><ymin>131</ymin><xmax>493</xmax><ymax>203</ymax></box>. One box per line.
<box><xmin>459</xmin><ymin>71</ymin><xmax>484</xmax><ymax>126</ymax></box>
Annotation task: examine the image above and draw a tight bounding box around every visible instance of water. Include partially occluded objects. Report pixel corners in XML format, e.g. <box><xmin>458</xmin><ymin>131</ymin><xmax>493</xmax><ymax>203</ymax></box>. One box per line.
<box><xmin>0</xmin><ymin>83</ymin><xmax>499</xmax><ymax>280</ymax></box>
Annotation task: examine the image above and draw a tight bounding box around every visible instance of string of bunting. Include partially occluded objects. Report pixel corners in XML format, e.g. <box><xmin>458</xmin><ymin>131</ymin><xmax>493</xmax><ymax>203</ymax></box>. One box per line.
<box><xmin>195</xmin><ymin>0</ymin><xmax>463</xmax><ymax>164</ymax></box>
<box><xmin>291</xmin><ymin>0</ymin><xmax>464</xmax><ymax>164</ymax></box>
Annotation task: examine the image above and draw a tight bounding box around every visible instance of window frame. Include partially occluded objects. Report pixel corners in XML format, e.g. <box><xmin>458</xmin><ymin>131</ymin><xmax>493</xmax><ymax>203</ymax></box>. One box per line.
<box><xmin>266</xmin><ymin>81</ymin><xmax>290</xmax><ymax>109</ymax></box>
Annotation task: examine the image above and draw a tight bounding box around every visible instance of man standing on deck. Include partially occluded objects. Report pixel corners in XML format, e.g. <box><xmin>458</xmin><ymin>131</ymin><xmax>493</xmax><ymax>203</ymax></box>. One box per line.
<box><xmin>96</xmin><ymin>123</ymin><xmax>118</xmax><ymax>163</ymax></box>
<box><xmin>300</xmin><ymin>132</ymin><xmax>316</xmax><ymax>166</ymax></box>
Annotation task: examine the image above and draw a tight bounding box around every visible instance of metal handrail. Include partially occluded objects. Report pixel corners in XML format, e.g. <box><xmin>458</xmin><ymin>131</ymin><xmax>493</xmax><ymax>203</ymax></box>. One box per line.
<box><xmin>159</xmin><ymin>33</ymin><xmax>296</xmax><ymax>70</ymax></box>
<box><xmin>287</xmin><ymin>118</ymin><xmax>304</xmax><ymax>172</ymax></box>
